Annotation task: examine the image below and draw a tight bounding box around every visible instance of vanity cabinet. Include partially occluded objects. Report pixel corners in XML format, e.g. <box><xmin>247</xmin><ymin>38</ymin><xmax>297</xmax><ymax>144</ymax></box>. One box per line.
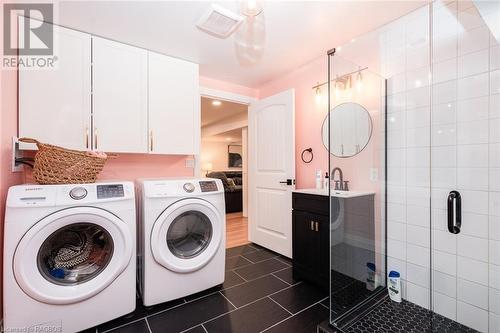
<box><xmin>92</xmin><ymin>37</ymin><xmax>148</xmax><ymax>153</ymax></box>
<box><xmin>292</xmin><ymin>192</ymin><xmax>329</xmax><ymax>290</ymax></box>
<box><xmin>19</xmin><ymin>21</ymin><xmax>92</xmax><ymax>151</ymax></box>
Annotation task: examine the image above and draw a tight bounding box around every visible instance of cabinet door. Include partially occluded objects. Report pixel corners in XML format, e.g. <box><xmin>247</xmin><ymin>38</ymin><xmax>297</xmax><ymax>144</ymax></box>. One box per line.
<box><xmin>19</xmin><ymin>20</ymin><xmax>91</xmax><ymax>150</ymax></box>
<box><xmin>292</xmin><ymin>211</ymin><xmax>320</xmax><ymax>274</ymax></box>
<box><xmin>148</xmin><ymin>51</ymin><xmax>200</xmax><ymax>155</ymax></box>
<box><xmin>92</xmin><ymin>37</ymin><xmax>148</xmax><ymax>153</ymax></box>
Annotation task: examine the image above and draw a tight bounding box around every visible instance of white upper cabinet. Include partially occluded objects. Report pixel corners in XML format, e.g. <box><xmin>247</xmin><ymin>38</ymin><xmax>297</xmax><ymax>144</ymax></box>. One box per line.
<box><xmin>19</xmin><ymin>20</ymin><xmax>91</xmax><ymax>150</ymax></box>
<box><xmin>19</xmin><ymin>22</ymin><xmax>199</xmax><ymax>155</ymax></box>
<box><xmin>148</xmin><ymin>51</ymin><xmax>200</xmax><ymax>155</ymax></box>
<box><xmin>92</xmin><ymin>37</ymin><xmax>148</xmax><ymax>153</ymax></box>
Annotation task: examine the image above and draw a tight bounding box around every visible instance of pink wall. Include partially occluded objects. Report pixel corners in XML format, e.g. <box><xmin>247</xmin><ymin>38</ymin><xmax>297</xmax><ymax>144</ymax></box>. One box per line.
<box><xmin>259</xmin><ymin>56</ymin><xmax>330</xmax><ymax>189</ymax></box>
<box><xmin>259</xmin><ymin>56</ymin><xmax>382</xmax><ymax>192</ymax></box>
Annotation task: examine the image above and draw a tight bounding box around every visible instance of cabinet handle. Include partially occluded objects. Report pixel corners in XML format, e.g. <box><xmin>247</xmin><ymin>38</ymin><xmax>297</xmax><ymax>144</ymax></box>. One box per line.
<box><xmin>94</xmin><ymin>129</ymin><xmax>98</xmax><ymax>150</ymax></box>
<box><xmin>150</xmin><ymin>130</ymin><xmax>153</xmax><ymax>152</ymax></box>
<box><xmin>85</xmin><ymin>127</ymin><xmax>89</xmax><ymax>149</ymax></box>
<box><xmin>310</xmin><ymin>221</ymin><xmax>314</xmax><ymax>231</ymax></box>
<box><xmin>315</xmin><ymin>222</ymin><xmax>319</xmax><ymax>232</ymax></box>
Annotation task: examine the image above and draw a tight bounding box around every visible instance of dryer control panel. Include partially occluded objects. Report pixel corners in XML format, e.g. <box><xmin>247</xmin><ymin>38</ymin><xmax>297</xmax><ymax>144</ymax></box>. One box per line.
<box><xmin>199</xmin><ymin>181</ymin><xmax>218</xmax><ymax>192</ymax></box>
<box><xmin>97</xmin><ymin>184</ymin><xmax>125</xmax><ymax>199</ymax></box>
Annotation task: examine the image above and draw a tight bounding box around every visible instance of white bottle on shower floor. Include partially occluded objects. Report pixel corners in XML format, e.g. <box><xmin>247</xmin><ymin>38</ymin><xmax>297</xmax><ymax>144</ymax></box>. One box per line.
<box><xmin>388</xmin><ymin>270</ymin><xmax>402</xmax><ymax>303</ymax></box>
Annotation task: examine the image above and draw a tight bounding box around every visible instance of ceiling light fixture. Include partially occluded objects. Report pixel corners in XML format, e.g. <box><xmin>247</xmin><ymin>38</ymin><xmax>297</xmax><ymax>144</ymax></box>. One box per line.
<box><xmin>212</xmin><ymin>100</ymin><xmax>222</xmax><ymax>106</ymax></box>
<box><xmin>240</xmin><ymin>0</ymin><xmax>263</xmax><ymax>17</ymax></box>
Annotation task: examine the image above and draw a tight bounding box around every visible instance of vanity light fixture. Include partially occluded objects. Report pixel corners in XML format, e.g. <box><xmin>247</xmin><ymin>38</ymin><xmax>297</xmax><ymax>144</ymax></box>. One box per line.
<box><xmin>212</xmin><ymin>100</ymin><xmax>222</xmax><ymax>106</ymax></box>
<box><xmin>311</xmin><ymin>66</ymin><xmax>368</xmax><ymax>98</ymax></box>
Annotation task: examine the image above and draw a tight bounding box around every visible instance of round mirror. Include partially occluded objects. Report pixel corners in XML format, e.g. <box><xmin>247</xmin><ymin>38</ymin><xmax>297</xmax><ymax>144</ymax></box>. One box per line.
<box><xmin>322</xmin><ymin>102</ymin><xmax>373</xmax><ymax>158</ymax></box>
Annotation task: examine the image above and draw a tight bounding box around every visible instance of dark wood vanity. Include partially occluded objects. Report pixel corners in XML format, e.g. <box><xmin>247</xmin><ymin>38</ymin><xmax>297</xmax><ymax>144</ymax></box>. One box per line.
<box><xmin>292</xmin><ymin>189</ymin><xmax>376</xmax><ymax>291</ymax></box>
<box><xmin>292</xmin><ymin>192</ymin><xmax>330</xmax><ymax>290</ymax></box>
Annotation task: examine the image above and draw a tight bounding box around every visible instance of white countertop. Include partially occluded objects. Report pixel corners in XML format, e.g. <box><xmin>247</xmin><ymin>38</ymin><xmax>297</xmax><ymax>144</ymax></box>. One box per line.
<box><xmin>293</xmin><ymin>188</ymin><xmax>375</xmax><ymax>198</ymax></box>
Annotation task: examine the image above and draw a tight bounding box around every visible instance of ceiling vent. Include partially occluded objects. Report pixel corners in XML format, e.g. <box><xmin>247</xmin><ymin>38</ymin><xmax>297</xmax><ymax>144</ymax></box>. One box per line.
<box><xmin>196</xmin><ymin>4</ymin><xmax>244</xmax><ymax>38</ymax></box>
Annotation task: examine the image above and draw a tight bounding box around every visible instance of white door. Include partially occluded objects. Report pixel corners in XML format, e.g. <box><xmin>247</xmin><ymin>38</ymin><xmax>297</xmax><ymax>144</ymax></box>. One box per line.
<box><xmin>148</xmin><ymin>51</ymin><xmax>200</xmax><ymax>155</ymax></box>
<box><xmin>248</xmin><ymin>89</ymin><xmax>295</xmax><ymax>257</ymax></box>
<box><xmin>92</xmin><ymin>37</ymin><xmax>148</xmax><ymax>153</ymax></box>
<box><xmin>19</xmin><ymin>19</ymin><xmax>91</xmax><ymax>150</ymax></box>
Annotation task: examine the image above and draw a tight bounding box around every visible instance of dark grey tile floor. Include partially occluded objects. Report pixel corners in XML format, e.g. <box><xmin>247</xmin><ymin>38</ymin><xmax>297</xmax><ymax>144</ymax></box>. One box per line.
<box><xmin>80</xmin><ymin>244</ymin><xmax>329</xmax><ymax>333</ymax></box>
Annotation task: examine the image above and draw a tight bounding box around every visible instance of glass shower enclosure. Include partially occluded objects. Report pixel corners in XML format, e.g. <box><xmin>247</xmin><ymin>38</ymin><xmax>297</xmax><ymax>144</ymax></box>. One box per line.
<box><xmin>326</xmin><ymin>1</ymin><xmax>499</xmax><ymax>332</ymax></box>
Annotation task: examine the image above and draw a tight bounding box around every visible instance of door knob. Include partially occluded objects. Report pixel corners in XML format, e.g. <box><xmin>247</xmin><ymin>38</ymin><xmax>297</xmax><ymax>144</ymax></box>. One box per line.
<box><xmin>279</xmin><ymin>179</ymin><xmax>295</xmax><ymax>186</ymax></box>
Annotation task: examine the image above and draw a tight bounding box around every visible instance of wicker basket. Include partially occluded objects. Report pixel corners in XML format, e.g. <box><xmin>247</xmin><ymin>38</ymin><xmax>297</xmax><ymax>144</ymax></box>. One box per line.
<box><xmin>19</xmin><ymin>138</ymin><xmax>109</xmax><ymax>185</ymax></box>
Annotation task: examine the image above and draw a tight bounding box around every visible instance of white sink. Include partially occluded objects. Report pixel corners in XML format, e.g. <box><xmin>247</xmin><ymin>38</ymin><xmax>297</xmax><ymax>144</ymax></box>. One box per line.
<box><xmin>293</xmin><ymin>188</ymin><xmax>375</xmax><ymax>198</ymax></box>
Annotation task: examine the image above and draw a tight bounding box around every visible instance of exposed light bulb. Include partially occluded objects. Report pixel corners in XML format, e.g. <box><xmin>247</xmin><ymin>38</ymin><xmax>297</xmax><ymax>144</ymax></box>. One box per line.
<box><xmin>356</xmin><ymin>69</ymin><xmax>363</xmax><ymax>92</ymax></box>
<box><xmin>315</xmin><ymin>85</ymin><xmax>322</xmax><ymax>104</ymax></box>
<box><xmin>334</xmin><ymin>80</ymin><xmax>341</xmax><ymax>99</ymax></box>
<box><xmin>345</xmin><ymin>75</ymin><xmax>352</xmax><ymax>90</ymax></box>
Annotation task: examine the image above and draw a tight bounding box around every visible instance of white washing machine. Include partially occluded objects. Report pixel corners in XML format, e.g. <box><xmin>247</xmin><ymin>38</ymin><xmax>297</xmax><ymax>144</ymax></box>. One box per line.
<box><xmin>137</xmin><ymin>178</ymin><xmax>225</xmax><ymax>306</ymax></box>
<box><xmin>4</xmin><ymin>182</ymin><xmax>136</xmax><ymax>333</ymax></box>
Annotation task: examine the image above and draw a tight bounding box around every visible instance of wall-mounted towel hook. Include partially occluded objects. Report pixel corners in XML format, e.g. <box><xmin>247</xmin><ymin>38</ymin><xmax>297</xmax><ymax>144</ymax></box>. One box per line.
<box><xmin>301</xmin><ymin>148</ymin><xmax>313</xmax><ymax>163</ymax></box>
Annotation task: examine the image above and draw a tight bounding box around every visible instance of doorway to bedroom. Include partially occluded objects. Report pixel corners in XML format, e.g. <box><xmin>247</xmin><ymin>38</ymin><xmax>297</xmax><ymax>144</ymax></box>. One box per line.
<box><xmin>200</xmin><ymin>97</ymin><xmax>249</xmax><ymax>248</ymax></box>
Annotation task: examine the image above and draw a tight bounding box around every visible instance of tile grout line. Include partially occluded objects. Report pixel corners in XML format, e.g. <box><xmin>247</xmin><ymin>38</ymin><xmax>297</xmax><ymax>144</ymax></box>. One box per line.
<box><xmin>218</xmin><ymin>291</ymin><xmax>238</xmax><ymax>309</ymax></box>
<box><xmin>230</xmin><ymin>256</ymin><xmax>284</xmax><ymax>272</ymax></box>
<box><xmin>270</xmin><ymin>273</ymin><xmax>292</xmax><ymax>286</ymax></box>
<box><xmin>144</xmin><ymin>317</ymin><xmax>153</xmax><ymax>333</ymax></box>
<box><xmin>146</xmin><ymin>269</ymin><xmax>289</xmax><ymax>320</ymax></box>
<box><xmin>267</xmin><ymin>296</ymin><xmax>294</xmax><ymax>316</ymax></box>
<box><xmin>201</xmin><ymin>324</ymin><xmax>209</xmax><ymax>333</ymax></box>
<box><xmin>177</xmin><ymin>280</ymin><xmax>303</xmax><ymax>333</ymax></box>
<box><xmin>231</xmin><ymin>269</ymin><xmax>248</xmax><ymax>282</ymax></box>
<box><xmin>100</xmin><ymin>317</ymin><xmax>148</xmax><ymax>333</ymax></box>
<box><xmin>259</xmin><ymin>296</ymin><xmax>330</xmax><ymax>333</ymax></box>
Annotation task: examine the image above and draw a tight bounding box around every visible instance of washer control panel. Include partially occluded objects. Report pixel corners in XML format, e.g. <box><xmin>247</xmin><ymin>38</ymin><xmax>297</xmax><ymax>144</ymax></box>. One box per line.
<box><xmin>97</xmin><ymin>184</ymin><xmax>125</xmax><ymax>199</ymax></box>
<box><xmin>183</xmin><ymin>182</ymin><xmax>195</xmax><ymax>193</ymax></box>
<box><xmin>199</xmin><ymin>181</ymin><xmax>218</xmax><ymax>192</ymax></box>
<box><xmin>69</xmin><ymin>187</ymin><xmax>88</xmax><ymax>200</ymax></box>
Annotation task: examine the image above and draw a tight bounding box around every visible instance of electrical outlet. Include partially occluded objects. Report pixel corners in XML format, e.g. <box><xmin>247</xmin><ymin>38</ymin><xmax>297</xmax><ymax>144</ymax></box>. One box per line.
<box><xmin>185</xmin><ymin>158</ymin><xmax>195</xmax><ymax>168</ymax></box>
<box><xmin>370</xmin><ymin>168</ymin><xmax>378</xmax><ymax>182</ymax></box>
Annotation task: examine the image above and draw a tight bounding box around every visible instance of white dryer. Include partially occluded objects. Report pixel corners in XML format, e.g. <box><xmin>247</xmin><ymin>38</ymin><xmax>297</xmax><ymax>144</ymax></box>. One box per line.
<box><xmin>137</xmin><ymin>178</ymin><xmax>225</xmax><ymax>306</ymax></box>
<box><xmin>4</xmin><ymin>182</ymin><xmax>136</xmax><ymax>333</ymax></box>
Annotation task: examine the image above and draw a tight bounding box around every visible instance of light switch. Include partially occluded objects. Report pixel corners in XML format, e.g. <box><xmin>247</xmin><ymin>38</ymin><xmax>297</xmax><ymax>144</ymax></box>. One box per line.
<box><xmin>185</xmin><ymin>158</ymin><xmax>195</xmax><ymax>168</ymax></box>
<box><xmin>370</xmin><ymin>168</ymin><xmax>378</xmax><ymax>182</ymax></box>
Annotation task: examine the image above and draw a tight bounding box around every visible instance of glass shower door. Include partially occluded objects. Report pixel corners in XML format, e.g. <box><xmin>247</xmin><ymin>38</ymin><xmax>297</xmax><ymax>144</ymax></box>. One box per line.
<box><xmin>327</xmin><ymin>28</ymin><xmax>390</xmax><ymax>328</ymax></box>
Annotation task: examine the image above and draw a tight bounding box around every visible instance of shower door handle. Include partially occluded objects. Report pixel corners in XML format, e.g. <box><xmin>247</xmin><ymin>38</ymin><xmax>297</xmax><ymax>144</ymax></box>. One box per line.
<box><xmin>447</xmin><ymin>190</ymin><xmax>461</xmax><ymax>234</ymax></box>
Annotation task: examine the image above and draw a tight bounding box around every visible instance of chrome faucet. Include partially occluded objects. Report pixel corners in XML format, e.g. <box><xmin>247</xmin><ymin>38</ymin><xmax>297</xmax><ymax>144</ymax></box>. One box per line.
<box><xmin>331</xmin><ymin>167</ymin><xmax>349</xmax><ymax>191</ymax></box>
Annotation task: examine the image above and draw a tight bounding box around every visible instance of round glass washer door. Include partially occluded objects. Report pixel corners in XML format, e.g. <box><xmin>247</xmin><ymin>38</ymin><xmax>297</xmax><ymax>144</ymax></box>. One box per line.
<box><xmin>151</xmin><ymin>198</ymin><xmax>223</xmax><ymax>273</ymax></box>
<box><xmin>14</xmin><ymin>207</ymin><xmax>133</xmax><ymax>305</ymax></box>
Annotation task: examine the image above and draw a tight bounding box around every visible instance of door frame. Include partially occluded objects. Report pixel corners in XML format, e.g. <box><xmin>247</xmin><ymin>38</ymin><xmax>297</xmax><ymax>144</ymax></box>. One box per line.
<box><xmin>198</xmin><ymin>87</ymin><xmax>256</xmax><ymax>218</ymax></box>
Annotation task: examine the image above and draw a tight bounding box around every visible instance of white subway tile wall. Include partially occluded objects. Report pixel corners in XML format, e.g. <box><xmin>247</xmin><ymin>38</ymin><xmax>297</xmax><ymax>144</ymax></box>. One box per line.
<box><xmin>383</xmin><ymin>1</ymin><xmax>499</xmax><ymax>332</ymax></box>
